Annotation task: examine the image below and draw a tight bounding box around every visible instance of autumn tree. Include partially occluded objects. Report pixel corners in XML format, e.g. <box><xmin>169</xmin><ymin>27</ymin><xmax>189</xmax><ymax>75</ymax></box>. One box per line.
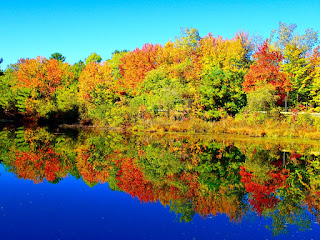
<box><xmin>0</xmin><ymin>69</ymin><xmax>17</xmax><ymax>114</ymax></box>
<box><xmin>130</xmin><ymin>67</ymin><xmax>187</xmax><ymax>118</ymax></box>
<box><xmin>269</xmin><ymin>22</ymin><xmax>318</xmax><ymax>55</ymax></box>
<box><xmin>130</xmin><ymin>29</ymin><xmax>201</xmax><ymax>118</ymax></box>
<box><xmin>107</xmin><ymin>50</ymin><xmax>129</xmax><ymax>82</ymax></box>
<box><xmin>85</xmin><ymin>52</ymin><xmax>102</xmax><ymax>64</ymax></box>
<box><xmin>119</xmin><ymin>43</ymin><xmax>161</xmax><ymax>95</ymax></box>
<box><xmin>310</xmin><ymin>47</ymin><xmax>320</xmax><ymax>109</ymax></box>
<box><xmin>175</xmin><ymin>27</ymin><xmax>200</xmax><ymax>50</ymax></box>
<box><xmin>198</xmin><ymin>33</ymin><xmax>251</xmax><ymax>74</ymax></box>
<box><xmin>10</xmin><ymin>57</ymin><xmax>75</xmax><ymax>118</ymax></box>
<box><xmin>78</xmin><ymin>61</ymin><xmax>119</xmax><ymax>125</ymax></box>
<box><xmin>155</xmin><ymin>29</ymin><xmax>202</xmax><ymax>115</ymax></box>
<box><xmin>198</xmin><ymin>32</ymin><xmax>252</xmax><ymax>117</ymax></box>
<box><xmin>242</xmin><ymin>41</ymin><xmax>291</xmax><ymax>109</ymax></box>
<box><xmin>270</xmin><ymin>22</ymin><xmax>318</xmax><ymax>107</ymax></box>
<box><xmin>72</xmin><ymin>60</ymin><xmax>85</xmax><ymax>79</ymax></box>
<box><xmin>280</xmin><ymin>44</ymin><xmax>315</xmax><ymax>107</ymax></box>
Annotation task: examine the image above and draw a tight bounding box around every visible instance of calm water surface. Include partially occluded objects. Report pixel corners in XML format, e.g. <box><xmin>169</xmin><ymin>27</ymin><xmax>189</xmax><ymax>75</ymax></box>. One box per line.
<box><xmin>1</xmin><ymin>127</ymin><xmax>320</xmax><ymax>239</ymax></box>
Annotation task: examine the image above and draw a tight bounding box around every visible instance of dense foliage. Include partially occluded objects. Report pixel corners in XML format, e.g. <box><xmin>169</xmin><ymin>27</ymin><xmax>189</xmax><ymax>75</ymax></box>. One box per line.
<box><xmin>0</xmin><ymin>23</ymin><xmax>319</xmax><ymax>126</ymax></box>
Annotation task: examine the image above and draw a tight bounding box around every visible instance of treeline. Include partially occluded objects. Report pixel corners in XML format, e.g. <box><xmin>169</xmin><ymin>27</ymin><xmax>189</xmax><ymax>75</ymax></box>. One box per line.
<box><xmin>0</xmin><ymin>22</ymin><xmax>319</xmax><ymax>127</ymax></box>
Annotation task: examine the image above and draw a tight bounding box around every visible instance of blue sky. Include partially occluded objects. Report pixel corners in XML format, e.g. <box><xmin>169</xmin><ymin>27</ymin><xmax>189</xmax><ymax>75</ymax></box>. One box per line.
<box><xmin>1</xmin><ymin>0</ymin><xmax>319</xmax><ymax>67</ymax></box>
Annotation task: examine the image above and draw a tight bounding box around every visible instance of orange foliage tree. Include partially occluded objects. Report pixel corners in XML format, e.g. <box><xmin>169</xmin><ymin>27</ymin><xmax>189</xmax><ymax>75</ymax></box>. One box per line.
<box><xmin>119</xmin><ymin>43</ymin><xmax>161</xmax><ymax>95</ymax></box>
<box><xmin>78</xmin><ymin>61</ymin><xmax>118</xmax><ymax>124</ymax></box>
<box><xmin>12</xmin><ymin>56</ymin><xmax>74</xmax><ymax>117</ymax></box>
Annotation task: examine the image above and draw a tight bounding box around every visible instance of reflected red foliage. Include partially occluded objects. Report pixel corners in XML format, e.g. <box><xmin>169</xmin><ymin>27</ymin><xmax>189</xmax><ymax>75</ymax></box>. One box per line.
<box><xmin>14</xmin><ymin>148</ymin><xmax>67</xmax><ymax>183</ymax></box>
<box><xmin>240</xmin><ymin>166</ymin><xmax>289</xmax><ymax>215</ymax></box>
<box><xmin>116</xmin><ymin>157</ymin><xmax>156</xmax><ymax>203</ymax></box>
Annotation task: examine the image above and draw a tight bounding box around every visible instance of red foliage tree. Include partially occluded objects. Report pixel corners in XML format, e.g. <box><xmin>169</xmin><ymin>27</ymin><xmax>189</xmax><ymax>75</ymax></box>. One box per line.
<box><xmin>242</xmin><ymin>41</ymin><xmax>291</xmax><ymax>104</ymax></box>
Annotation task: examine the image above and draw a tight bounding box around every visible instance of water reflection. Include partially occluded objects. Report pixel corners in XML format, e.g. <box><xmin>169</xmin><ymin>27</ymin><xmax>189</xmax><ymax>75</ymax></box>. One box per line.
<box><xmin>1</xmin><ymin>127</ymin><xmax>320</xmax><ymax>236</ymax></box>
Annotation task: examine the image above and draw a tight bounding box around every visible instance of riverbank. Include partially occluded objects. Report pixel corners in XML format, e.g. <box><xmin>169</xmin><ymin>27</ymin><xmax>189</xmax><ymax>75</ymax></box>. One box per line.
<box><xmin>123</xmin><ymin>111</ymin><xmax>320</xmax><ymax>139</ymax></box>
<box><xmin>55</xmin><ymin>111</ymin><xmax>320</xmax><ymax>140</ymax></box>
<box><xmin>4</xmin><ymin>110</ymin><xmax>320</xmax><ymax>140</ymax></box>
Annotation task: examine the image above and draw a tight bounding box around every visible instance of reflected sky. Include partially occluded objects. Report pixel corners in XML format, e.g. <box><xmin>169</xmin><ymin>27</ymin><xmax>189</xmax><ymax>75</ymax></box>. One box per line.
<box><xmin>1</xmin><ymin>165</ymin><xmax>319</xmax><ymax>240</ymax></box>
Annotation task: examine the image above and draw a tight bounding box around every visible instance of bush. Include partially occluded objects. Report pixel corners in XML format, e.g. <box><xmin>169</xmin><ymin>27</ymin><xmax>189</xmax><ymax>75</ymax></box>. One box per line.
<box><xmin>246</xmin><ymin>86</ymin><xmax>279</xmax><ymax>112</ymax></box>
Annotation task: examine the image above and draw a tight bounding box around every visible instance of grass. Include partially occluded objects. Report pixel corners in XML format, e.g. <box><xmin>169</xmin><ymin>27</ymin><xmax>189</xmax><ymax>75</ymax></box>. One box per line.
<box><xmin>127</xmin><ymin>111</ymin><xmax>320</xmax><ymax>140</ymax></box>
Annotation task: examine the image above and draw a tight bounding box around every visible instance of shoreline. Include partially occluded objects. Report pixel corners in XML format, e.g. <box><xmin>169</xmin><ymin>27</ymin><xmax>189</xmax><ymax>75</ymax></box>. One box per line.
<box><xmin>2</xmin><ymin>112</ymin><xmax>320</xmax><ymax>141</ymax></box>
